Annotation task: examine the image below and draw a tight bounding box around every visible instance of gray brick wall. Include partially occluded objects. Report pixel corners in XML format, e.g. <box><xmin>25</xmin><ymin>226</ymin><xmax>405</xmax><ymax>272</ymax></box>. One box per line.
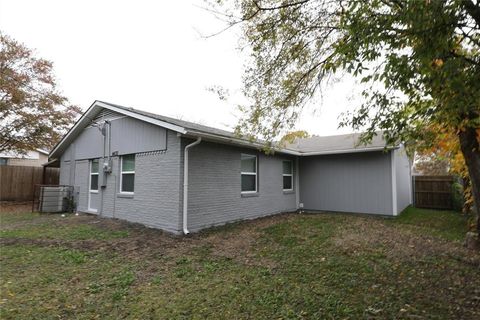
<box><xmin>59</xmin><ymin>130</ymin><xmax>183</xmax><ymax>233</ymax></box>
<box><xmin>97</xmin><ymin>130</ymin><xmax>182</xmax><ymax>233</ymax></box>
<box><xmin>74</xmin><ymin>160</ymin><xmax>89</xmax><ymax>212</ymax></box>
<box><xmin>184</xmin><ymin>140</ymin><xmax>297</xmax><ymax>232</ymax></box>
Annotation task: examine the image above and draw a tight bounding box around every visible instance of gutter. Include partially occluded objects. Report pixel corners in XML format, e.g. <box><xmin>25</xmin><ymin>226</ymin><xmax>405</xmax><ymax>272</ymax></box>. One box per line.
<box><xmin>297</xmin><ymin>146</ymin><xmax>398</xmax><ymax>156</ymax></box>
<box><xmin>183</xmin><ymin>137</ymin><xmax>202</xmax><ymax>234</ymax></box>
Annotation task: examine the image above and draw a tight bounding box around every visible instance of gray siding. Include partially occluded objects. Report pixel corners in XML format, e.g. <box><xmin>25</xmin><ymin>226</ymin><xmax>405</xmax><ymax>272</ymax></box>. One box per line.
<box><xmin>185</xmin><ymin>140</ymin><xmax>297</xmax><ymax>232</ymax></box>
<box><xmin>110</xmin><ymin>117</ymin><xmax>167</xmax><ymax>155</ymax></box>
<box><xmin>71</xmin><ymin>116</ymin><xmax>167</xmax><ymax>161</ymax></box>
<box><xmin>59</xmin><ymin>161</ymin><xmax>70</xmax><ymax>185</ymax></box>
<box><xmin>74</xmin><ymin>127</ymin><xmax>104</xmax><ymax>160</ymax></box>
<box><xmin>299</xmin><ymin>151</ymin><xmax>394</xmax><ymax>215</ymax></box>
<box><xmin>394</xmin><ymin>146</ymin><xmax>412</xmax><ymax>213</ymax></box>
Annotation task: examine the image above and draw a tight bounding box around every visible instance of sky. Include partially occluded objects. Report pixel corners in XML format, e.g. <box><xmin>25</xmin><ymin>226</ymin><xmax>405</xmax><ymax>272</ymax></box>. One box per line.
<box><xmin>0</xmin><ymin>0</ymin><xmax>359</xmax><ymax>136</ymax></box>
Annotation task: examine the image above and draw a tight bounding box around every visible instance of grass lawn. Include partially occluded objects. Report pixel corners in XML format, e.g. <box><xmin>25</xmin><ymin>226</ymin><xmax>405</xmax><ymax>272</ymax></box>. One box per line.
<box><xmin>1</xmin><ymin>207</ymin><xmax>479</xmax><ymax>319</ymax></box>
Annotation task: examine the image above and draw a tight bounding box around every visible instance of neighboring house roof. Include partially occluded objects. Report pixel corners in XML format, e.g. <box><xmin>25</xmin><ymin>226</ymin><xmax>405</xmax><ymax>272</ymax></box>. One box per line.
<box><xmin>49</xmin><ymin>100</ymin><xmax>395</xmax><ymax>160</ymax></box>
<box><xmin>0</xmin><ymin>149</ymin><xmax>48</xmax><ymax>159</ymax></box>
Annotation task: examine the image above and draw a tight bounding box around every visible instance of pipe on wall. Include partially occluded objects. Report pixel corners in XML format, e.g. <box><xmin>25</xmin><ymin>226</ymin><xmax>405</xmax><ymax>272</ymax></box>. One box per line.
<box><xmin>183</xmin><ymin>137</ymin><xmax>202</xmax><ymax>234</ymax></box>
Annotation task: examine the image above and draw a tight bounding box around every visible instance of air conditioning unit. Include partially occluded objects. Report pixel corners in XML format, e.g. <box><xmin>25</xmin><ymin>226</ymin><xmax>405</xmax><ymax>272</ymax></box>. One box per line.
<box><xmin>39</xmin><ymin>186</ymin><xmax>70</xmax><ymax>213</ymax></box>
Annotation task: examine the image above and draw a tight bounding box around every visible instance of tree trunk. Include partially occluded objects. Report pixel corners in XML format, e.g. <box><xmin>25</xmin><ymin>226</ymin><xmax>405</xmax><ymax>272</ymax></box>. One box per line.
<box><xmin>458</xmin><ymin>127</ymin><xmax>480</xmax><ymax>236</ymax></box>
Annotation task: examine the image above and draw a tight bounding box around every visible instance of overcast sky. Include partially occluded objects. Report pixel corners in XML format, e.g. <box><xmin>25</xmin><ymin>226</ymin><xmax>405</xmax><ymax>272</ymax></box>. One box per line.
<box><xmin>0</xmin><ymin>0</ymin><xmax>360</xmax><ymax>136</ymax></box>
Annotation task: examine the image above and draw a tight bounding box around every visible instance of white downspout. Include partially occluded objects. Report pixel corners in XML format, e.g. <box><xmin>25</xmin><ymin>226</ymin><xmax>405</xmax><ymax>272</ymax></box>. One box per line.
<box><xmin>183</xmin><ymin>137</ymin><xmax>201</xmax><ymax>234</ymax></box>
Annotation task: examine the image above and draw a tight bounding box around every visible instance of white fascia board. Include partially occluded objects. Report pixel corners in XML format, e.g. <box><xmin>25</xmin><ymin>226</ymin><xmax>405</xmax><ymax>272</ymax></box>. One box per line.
<box><xmin>50</xmin><ymin>101</ymin><xmax>187</xmax><ymax>159</ymax></box>
<box><xmin>297</xmin><ymin>146</ymin><xmax>397</xmax><ymax>156</ymax></box>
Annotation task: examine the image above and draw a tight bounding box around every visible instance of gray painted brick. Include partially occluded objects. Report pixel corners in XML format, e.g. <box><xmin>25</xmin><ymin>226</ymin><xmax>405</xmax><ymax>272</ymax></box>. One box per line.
<box><xmin>184</xmin><ymin>141</ymin><xmax>297</xmax><ymax>232</ymax></box>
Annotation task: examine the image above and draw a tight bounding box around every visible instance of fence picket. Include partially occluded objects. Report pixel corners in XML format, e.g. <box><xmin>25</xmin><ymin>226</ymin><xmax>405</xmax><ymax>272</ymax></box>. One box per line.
<box><xmin>413</xmin><ymin>175</ymin><xmax>454</xmax><ymax>210</ymax></box>
<box><xmin>0</xmin><ymin>166</ymin><xmax>59</xmax><ymax>201</ymax></box>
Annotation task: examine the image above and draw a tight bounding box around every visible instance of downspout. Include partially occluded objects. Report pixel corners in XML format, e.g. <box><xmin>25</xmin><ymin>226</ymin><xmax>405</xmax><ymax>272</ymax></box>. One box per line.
<box><xmin>183</xmin><ymin>137</ymin><xmax>202</xmax><ymax>234</ymax></box>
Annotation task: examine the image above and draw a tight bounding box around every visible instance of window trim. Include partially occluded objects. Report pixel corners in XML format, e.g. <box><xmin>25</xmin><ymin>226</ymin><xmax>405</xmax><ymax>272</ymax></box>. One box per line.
<box><xmin>241</xmin><ymin>153</ymin><xmax>258</xmax><ymax>194</ymax></box>
<box><xmin>282</xmin><ymin>160</ymin><xmax>293</xmax><ymax>192</ymax></box>
<box><xmin>89</xmin><ymin>159</ymin><xmax>99</xmax><ymax>193</ymax></box>
<box><xmin>119</xmin><ymin>155</ymin><xmax>135</xmax><ymax>194</ymax></box>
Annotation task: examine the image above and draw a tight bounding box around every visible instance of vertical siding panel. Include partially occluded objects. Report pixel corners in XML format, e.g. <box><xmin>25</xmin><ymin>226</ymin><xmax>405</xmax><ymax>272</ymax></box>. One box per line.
<box><xmin>299</xmin><ymin>151</ymin><xmax>393</xmax><ymax>215</ymax></box>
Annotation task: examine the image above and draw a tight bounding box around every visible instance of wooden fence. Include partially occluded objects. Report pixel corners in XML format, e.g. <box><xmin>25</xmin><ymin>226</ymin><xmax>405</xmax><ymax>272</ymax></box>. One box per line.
<box><xmin>0</xmin><ymin>166</ymin><xmax>59</xmax><ymax>201</ymax></box>
<box><xmin>413</xmin><ymin>175</ymin><xmax>455</xmax><ymax>210</ymax></box>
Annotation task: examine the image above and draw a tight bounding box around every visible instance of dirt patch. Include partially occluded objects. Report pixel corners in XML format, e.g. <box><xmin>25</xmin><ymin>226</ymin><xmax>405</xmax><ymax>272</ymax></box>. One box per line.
<box><xmin>192</xmin><ymin>213</ymin><xmax>299</xmax><ymax>268</ymax></box>
<box><xmin>0</xmin><ymin>211</ymin><xmax>297</xmax><ymax>268</ymax></box>
<box><xmin>0</xmin><ymin>201</ymin><xmax>32</xmax><ymax>213</ymax></box>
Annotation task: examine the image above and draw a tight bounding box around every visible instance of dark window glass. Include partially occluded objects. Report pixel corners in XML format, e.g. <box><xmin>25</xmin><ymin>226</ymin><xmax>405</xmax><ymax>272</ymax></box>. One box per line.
<box><xmin>283</xmin><ymin>176</ymin><xmax>292</xmax><ymax>190</ymax></box>
<box><xmin>241</xmin><ymin>175</ymin><xmax>256</xmax><ymax>192</ymax></box>
<box><xmin>90</xmin><ymin>175</ymin><xmax>99</xmax><ymax>191</ymax></box>
<box><xmin>122</xmin><ymin>173</ymin><xmax>135</xmax><ymax>192</ymax></box>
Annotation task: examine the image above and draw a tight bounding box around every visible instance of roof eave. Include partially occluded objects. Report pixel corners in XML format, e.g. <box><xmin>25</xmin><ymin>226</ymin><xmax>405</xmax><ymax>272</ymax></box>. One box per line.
<box><xmin>296</xmin><ymin>145</ymin><xmax>397</xmax><ymax>156</ymax></box>
<box><xmin>183</xmin><ymin>130</ymin><xmax>301</xmax><ymax>156</ymax></box>
<box><xmin>49</xmin><ymin>100</ymin><xmax>188</xmax><ymax>159</ymax></box>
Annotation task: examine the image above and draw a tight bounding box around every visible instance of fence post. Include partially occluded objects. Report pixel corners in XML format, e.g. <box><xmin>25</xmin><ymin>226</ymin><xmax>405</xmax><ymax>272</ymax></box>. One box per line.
<box><xmin>412</xmin><ymin>175</ymin><xmax>416</xmax><ymax>207</ymax></box>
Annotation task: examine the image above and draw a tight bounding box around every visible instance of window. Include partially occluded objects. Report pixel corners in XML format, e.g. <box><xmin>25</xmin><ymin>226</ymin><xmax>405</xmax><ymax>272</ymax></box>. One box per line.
<box><xmin>241</xmin><ymin>154</ymin><xmax>257</xmax><ymax>193</ymax></box>
<box><xmin>120</xmin><ymin>154</ymin><xmax>135</xmax><ymax>193</ymax></box>
<box><xmin>0</xmin><ymin>158</ymin><xmax>8</xmax><ymax>166</ymax></box>
<box><xmin>90</xmin><ymin>159</ymin><xmax>99</xmax><ymax>192</ymax></box>
<box><xmin>282</xmin><ymin>160</ymin><xmax>293</xmax><ymax>191</ymax></box>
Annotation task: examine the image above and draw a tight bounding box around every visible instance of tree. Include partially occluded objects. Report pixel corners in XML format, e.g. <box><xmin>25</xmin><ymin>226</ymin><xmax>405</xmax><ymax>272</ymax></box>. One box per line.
<box><xmin>416</xmin><ymin>124</ymin><xmax>477</xmax><ymax>215</ymax></box>
<box><xmin>0</xmin><ymin>33</ymin><xmax>80</xmax><ymax>154</ymax></box>
<box><xmin>414</xmin><ymin>154</ymin><xmax>450</xmax><ymax>176</ymax></box>
<box><xmin>212</xmin><ymin>0</ymin><xmax>480</xmax><ymax>239</ymax></box>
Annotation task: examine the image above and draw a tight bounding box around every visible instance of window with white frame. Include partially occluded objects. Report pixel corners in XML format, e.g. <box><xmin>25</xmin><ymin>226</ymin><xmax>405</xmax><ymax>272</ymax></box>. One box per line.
<box><xmin>90</xmin><ymin>159</ymin><xmax>99</xmax><ymax>192</ymax></box>
<box><xmin>241</xmin><ymin>154</ymin><xmax>257</xmax><ymax>193</ymax></box>
<box><xmin>282</xmin><ymin>160</ymin><xmax>293</xmax><ymax>191</ymax></box>
<box><xmin>120</xmin><ymin>154</ymin><xmax>135</xmax><ymax>193</ymax></box>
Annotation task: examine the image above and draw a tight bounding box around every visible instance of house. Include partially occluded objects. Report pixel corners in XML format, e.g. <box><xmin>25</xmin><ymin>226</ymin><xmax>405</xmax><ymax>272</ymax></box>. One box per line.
<box><xmin>0</xmin><ymin>149</ymin><xmax>49</xmax><ymax>167</ymax></box>
<box><xmin>48</xmin><ymin>100</ymin><xmax>412</xmax><ymax>234</ymax></box>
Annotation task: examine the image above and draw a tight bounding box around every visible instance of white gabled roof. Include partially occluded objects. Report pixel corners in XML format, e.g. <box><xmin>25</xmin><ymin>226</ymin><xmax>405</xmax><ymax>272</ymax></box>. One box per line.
<box><xmin>50</xmin><ymin>100</ymin><xmax>395</xmax><ymax>160</ymax></box>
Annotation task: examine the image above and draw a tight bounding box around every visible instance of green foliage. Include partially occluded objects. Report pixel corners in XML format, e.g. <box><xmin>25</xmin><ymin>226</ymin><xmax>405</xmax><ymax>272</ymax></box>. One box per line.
<box><xmin>213</xmin><ymin>0</ymin><xmax>480</xmax><ymax>232</ymax></box>
<box><xmin>0</xmin><ymin>219</ymin><xmax>129</xmax><ymax>240</ymax></box>
<box><xmin>216</xmin><ymin>0</ymin><xmax>479</xmax><ymax>147</ymax></box>
<box><xmin>392</xmin><ymin>206</ymin><xmax>469</xmax><ymax>241</ymax></box>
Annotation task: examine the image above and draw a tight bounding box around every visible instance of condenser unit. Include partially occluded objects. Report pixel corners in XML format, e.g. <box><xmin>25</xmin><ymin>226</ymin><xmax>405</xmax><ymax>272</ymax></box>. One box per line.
<box><xmin>39</xmin><ymin>186</ymin><xmax>70</xmax><ymax>213</ymax></box>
